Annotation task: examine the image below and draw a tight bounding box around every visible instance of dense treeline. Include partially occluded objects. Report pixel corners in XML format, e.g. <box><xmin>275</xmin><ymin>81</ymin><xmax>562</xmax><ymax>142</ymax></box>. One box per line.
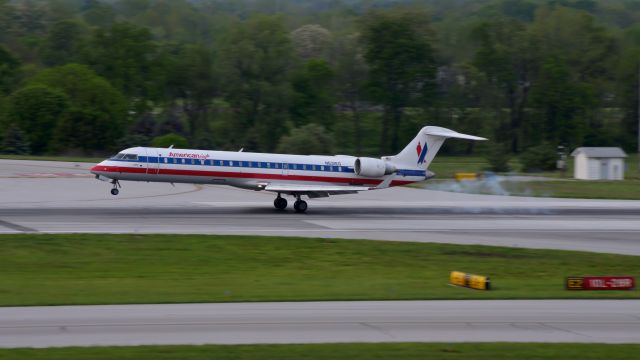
<box><xmin>0</xmin><ymin>0</ymin><xmax>639</xmax><ymax>166</ymax></box>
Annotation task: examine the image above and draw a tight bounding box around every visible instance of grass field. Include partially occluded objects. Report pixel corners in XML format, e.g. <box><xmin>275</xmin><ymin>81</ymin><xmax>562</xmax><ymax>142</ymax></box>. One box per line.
<box><xmin>1</xmin><ymin>343</ymin><xmax>639</xmax><ymax>360</ymax></box>
<box><xmin>0</xmin><ymin>234</ymin><xmax>637</xmax><ymax>306</ymax></box>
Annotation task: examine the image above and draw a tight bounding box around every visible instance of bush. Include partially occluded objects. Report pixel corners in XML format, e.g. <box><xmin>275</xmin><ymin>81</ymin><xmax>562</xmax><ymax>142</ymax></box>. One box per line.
<box><xmin>484</xmin><ymin>143</ymin><xmax>511</xmax><ymax>172</ymax></box>
<box><xmin>520</xmin><ymin>143</ymin><xmax>558</xmax><ymax>172</ymax></box>
<box><xmin>151</xmin><ymin>133</ymin><xmax>188</xmax><ymax>149</ymax></box>
<box><xmin>1</xmin><ymin>124</ymin><xmax>31</xmax><ymax>154</ymax></box>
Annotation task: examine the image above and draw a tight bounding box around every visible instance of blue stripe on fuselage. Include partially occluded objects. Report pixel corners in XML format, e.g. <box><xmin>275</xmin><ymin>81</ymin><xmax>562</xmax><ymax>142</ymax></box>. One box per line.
<box><xmin>109</xmin><ymin>157</ymin><xmax>426</xmax><ymax>177</ymax></box>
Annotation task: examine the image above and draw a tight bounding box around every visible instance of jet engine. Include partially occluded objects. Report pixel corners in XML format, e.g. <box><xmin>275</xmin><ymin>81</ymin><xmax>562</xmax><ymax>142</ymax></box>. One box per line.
<box><xmin>354</xmin><ymin>157</ymin><xmax>396</xmax><ymax>178</ymax></box>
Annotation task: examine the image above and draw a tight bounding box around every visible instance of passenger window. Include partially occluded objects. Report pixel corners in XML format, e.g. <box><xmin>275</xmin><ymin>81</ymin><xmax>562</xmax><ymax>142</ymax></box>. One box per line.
<box><xmin>164</xmin><ymin>158</ymin><xmax>168</xmax><ymax>163</ymax></box>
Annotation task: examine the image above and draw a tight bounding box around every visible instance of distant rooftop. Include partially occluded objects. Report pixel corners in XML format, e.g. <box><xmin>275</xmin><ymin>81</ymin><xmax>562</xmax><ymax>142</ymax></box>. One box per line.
<box><xmin>571</xmin><ymin>147</ymin><xmax>627</xmax><ymax>158</ymax></box>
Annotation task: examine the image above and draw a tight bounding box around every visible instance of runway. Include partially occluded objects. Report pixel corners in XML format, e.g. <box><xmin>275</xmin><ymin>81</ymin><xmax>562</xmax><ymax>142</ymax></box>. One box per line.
<box><xmin>1</xmin><ymin>160</ymin><xmax>639</xmax><ymax>348</ymax></box>
<box><xmin>1</xmin><ymin>300</ymin><xmax>638</xmax><ymax>348</ymax></box>
<box><xmin>1</xmin><ymin>159</ymin><xmax>640</xmax><ymax>255</ymax></box>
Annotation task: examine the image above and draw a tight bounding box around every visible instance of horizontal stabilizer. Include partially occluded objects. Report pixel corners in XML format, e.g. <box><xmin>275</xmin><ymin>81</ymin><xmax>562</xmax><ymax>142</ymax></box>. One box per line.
<box><xmin>424</xmin><ymin>126</ymin><xmax>488</xmax><ymax>141</ymax></box>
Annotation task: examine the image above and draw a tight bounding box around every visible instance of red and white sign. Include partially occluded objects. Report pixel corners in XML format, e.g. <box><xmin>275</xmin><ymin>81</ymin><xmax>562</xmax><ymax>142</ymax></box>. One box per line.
<box><xmin>566</xmin><ymin>276</ymin><xmax>635</xmax><ymax>290</ymax></box>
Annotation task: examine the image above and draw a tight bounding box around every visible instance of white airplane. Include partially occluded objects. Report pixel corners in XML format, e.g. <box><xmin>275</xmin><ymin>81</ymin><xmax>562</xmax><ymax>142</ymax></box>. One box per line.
<box><xmin>90</xmin><ymin>126</ymin><xmax>486</xmax><ymax>212</ymax></box>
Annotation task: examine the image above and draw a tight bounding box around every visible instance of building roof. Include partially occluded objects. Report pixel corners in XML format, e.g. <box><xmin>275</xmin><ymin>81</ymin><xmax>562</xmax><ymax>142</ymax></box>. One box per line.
<box><xmin>571</xmin><ymin>147</ymin><xmax>627</xmax><ymax>158</ymax></box>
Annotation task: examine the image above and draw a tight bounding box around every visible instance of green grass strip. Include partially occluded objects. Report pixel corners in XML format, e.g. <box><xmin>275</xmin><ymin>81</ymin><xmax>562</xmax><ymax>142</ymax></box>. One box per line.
<box><xmin>1</xmin><ymin>343</ymin><xmax>639</xmax><ymax>360</ymax></box>
<box><xmin>0</xmin><ymin>234</ymin><xmax>638</xmax><ymax>306</ymax></box>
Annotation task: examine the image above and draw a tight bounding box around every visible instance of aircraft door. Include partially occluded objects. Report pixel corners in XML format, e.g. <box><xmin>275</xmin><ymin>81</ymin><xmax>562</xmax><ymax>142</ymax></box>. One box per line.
<box><xmin>282</xmin><ymin>162</ymin><xmax>289</xmax><ymax>176</ymax></box>
<box><xmin>146</xmin><ymin>148</ymin><xmax>160</xmax><ymax>175</ymax></box>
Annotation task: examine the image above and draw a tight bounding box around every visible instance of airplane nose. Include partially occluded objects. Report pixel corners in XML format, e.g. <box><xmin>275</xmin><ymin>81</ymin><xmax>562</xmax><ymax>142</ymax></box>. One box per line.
<box><xmin>90</xmin><ymin>161</ymin><xmax>107</xmax><ymax>175</ymax></box>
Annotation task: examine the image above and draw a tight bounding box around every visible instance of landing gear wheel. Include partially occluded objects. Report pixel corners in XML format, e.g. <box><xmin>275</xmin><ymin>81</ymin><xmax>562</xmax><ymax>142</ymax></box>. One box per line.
<box><xmin>110</xmin><ymin>179</ymin><xmax>121</xmax><ymax>196</ymax></box>
<box><xmin>293</xmin><ymin>200</ymin><xmax>308</xmax><ymax>213</ymax></box>
<box><xmin>274</xmin><ymin>197</ymin><xmax>287</xmax><ymax>210</ymax></box>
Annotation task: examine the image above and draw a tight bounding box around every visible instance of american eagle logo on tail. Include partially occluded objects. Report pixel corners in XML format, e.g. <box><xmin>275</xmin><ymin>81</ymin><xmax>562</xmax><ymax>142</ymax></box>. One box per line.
<box><xmin>416</xmin><ymin>142</ymin><xmax>428</xmax><ymax>164</ymax></box>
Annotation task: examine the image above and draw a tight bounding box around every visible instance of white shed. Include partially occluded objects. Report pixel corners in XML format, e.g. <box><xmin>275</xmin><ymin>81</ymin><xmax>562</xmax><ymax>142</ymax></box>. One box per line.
<box><xmin>570</xmin><ymin>147</ymin><xmax>627</xmax><ymax>180</ymax></box>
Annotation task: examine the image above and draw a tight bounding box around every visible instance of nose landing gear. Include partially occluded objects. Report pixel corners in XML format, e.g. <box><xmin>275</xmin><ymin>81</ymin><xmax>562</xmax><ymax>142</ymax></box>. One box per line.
<box><xmin>110</xmin><ymin>179</ymin><xmax>121</xmax><ymax>196</ymax></box>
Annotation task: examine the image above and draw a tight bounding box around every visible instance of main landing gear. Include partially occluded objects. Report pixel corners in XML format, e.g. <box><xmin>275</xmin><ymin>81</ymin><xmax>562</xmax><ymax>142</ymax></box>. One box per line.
<box><xmin>110</xmin><ymin>179</ymin><xmax>121</xmax><ymax>196</ymax></box>
<box><xmin>293</xmin><ymin>198</ymin><xmax>308</xmax><ymax>213</ymax></box>
<box><xmin>274</xmin><ymin>194</ymin><xmax>287</xmax><ymax>210</ymax></box>
<box><xmin>273</xmin><ymin>193</ymin><xmax>308</xmax><ymax>213</ymax></box>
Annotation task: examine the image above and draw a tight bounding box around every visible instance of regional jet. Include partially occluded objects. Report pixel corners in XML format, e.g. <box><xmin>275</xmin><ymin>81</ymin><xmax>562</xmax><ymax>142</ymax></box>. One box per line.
<box><xmin>90</xmin><ymin>126</ymin><xmax>486</xmax><ymax>212</ymax></box>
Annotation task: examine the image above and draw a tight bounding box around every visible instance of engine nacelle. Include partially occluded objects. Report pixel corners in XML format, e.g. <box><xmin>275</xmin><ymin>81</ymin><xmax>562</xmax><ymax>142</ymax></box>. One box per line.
<box><xmin>354</xmin><ymin>157</ymin><xmax>396</xmax><ymax>178</ymax></box>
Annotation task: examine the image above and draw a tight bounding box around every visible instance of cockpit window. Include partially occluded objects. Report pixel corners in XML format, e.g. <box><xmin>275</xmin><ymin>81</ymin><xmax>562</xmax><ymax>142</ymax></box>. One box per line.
<box><xmin>111</xmin><ymin>153</ymin><xmax>138</xmax><ymax>161</ymax></box>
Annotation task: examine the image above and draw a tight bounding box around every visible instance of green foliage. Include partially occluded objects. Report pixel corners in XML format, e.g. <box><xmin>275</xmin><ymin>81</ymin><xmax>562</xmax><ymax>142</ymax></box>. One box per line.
<box><xmin>220</xmin><ymin>15</ymin><xmax>294</xmax><ymax>152</ymax></box>
<box><xmin>1</xmin><ymin>123</ymin><xmax>30</xmax><ymax>154</ymax></box>
<box><xmin>360</xmin><ymin>9</ymin><xmax>436</xmax><ymax>153</ymax></box>
<box><xmin>484</xmin><ymin>143</ymin><xmax>512</xmax><ymax>172</ymax></box>
<box><xmin>290</xmin><ymin>59</ymin><xmax>335</xmax><ymax>128</ymax></box>
<box><xmin>29</xmin><ymin>64</ymin><xmax>127</xmax><ymax>152</ymax></box>
<box><xmin>40</xmin><ymin>20</ymin><xmax>87</xmax><ymax>66</ymax></box>
<box><xmin>83</xmin><ymin>22</ymin><xmax>156</xmax><ymax>110</ymax></box>
<box><xmin>0</xmin><ymin>45</ymin><xmax>20</xmax><ymax>95</ymax></box>
<box><xmin>0</xmin><ymin>0</ymin><xmax>638</xmax><ymax>157</ymax></box>
<box><xmin>151</xmin><ymin>133</ymin><xmax>189</xmax><ymax>149</ymax></box>
<box><xmin>7</xmin><ymin>85</ymin><xmax>68</xmax><ymax>154</ymax></box>
<box><xmin>276</xmin><ymin>123</ymin><xmax>334</xmax><ymax>155</ymax></box>
<box><xmin>117</xmin><ymin>134</ymin><xmax>150</xmax><ymax>149</ymax></box>
<box><xmin>520</xmin><ymin>143</ymin><xmax>558</xmax><ymax>172</ymax></box>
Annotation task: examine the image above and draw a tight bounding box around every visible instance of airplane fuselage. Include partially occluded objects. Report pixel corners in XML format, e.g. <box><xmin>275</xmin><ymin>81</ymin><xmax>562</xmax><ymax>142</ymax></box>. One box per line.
<box><xmin>91</xmin><ymin>147</ymin><xmax>427</xmax><ymax>190</ymax></box>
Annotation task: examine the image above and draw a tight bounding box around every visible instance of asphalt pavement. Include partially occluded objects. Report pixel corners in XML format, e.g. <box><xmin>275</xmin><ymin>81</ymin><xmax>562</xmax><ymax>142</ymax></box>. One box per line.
<box><xmin>1</xmin><ymin>300</ymin><xmax>638</xmax><ymax>348</ymax></box>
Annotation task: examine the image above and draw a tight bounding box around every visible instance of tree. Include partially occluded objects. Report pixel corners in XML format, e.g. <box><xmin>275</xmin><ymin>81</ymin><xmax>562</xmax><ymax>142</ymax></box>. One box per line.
<box><xmin>219</xmin><ymin>15</ymin><xmax>294</xmax><ymax>152</ymax></box>
<box><xmin>8</xmin><ymin>85</ymin><xmax>69</xmax><ymax>154</ymax></box>
<box><xmin>472</xmin><ymin>18</ymin><xmax>538</xmax><ymax>153</ymax></box>
<box><xmin>83</xmin><ymin>22</ymin><xmax>156</xmax><ymax>111</ymax></box>
<box><xmin>276</xmin><ymin>123</ymin><xmax>333</xmax><ymax>155</ymax></box>
<box><xmin>82</xmin><ymin>1</ymin><xmax>116</xmax><ymax>27</ymax></box>
<box><xmin>290</xmin><ymin>24</ymin><xmax>332</xmax><ymax>61</ymax></box>
<box><xmin>29</xmin><ymin>64</ymin><xmax>127</xmax><ymax>152</ymax></box>
<box><xmin>530</xmin><ymin>56</ymin><xmax>593</xmax><ymax>148</ymax></box>
<box><xmin>334</xmin><ymin>34</ymin><xmax>368</xmax><ymax>155</ymax></box>
<box><xmin>41</xmin><ymin>20</ymin><xmax>87</xmax><ymax>66</ymax></box>
<box><xmin>290</xmin><ymin>59</ymin><xmax>335</xmax><ymax>128</ymax></box>
<box><xmin>0</xmin><ymin>45</ymin><xmax>20</xmax><ymax>95</ymax></box>
<box><xmin>159</xmin><ymin>44</ymin><xmax>216</xmax><ymax>137</ymax></box>
<box><xmin>529</xmin><ymin>6</ymin><xmax>617</xmax><ymax>147</ymax></box>
<box><xmin>360</xmin><ymin>10</ymin><xmax>437</xmax><ymax>154</ymax></box>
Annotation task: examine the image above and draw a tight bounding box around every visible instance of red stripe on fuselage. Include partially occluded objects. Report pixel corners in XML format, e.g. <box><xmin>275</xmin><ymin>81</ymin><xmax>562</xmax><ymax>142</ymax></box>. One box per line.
<box><xmin>93</xmin><ymin>165</ymin><xmax>416</xmax><ymax>186</ymax></box>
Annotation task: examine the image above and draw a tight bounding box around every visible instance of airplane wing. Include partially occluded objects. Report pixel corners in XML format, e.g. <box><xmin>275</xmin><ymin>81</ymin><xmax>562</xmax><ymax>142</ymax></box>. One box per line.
<box><xmin>263</xmin><ymin>183</ymin><xmax>375</xmax><ymax>198</ymax></box>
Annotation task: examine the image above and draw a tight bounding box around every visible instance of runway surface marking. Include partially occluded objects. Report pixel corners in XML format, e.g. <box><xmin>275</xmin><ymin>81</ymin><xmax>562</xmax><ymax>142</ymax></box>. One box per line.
<box><xmin>0</xmin><ymin>219</ymin><xmax>38</xmax><ymax>233</ymax></box>
<box><xmin>1</xmin><ymin>300</ymin><xmax>638</xmax><ymax>348</ymax></box>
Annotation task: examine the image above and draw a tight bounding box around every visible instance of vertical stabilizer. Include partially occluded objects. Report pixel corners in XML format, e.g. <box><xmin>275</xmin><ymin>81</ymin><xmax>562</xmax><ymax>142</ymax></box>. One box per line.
<box><xmin>390</xmin><ymin>126</ymin><xmax>487</xmax><ymax>169</ymax></box>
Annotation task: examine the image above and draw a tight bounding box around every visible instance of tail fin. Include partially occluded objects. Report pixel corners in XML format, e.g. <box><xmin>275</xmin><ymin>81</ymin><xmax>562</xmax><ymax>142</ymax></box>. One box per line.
<box><xmin>390</xmin><ymin>126</ymin><xmax>487</xmax><ymax>169</ymax></box>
